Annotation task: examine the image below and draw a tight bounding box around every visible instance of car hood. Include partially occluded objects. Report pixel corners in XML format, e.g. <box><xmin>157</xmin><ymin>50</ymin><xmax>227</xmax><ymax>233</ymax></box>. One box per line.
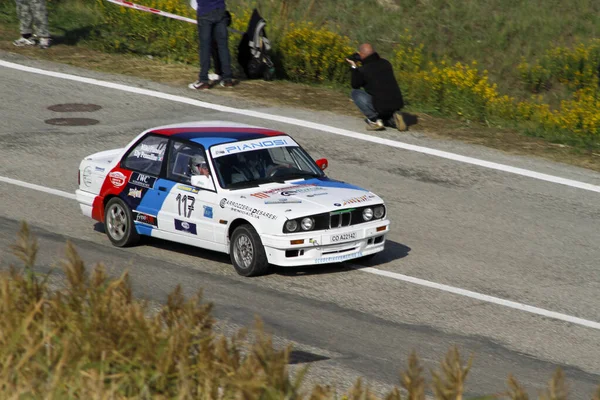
<box><xmin>221</xmin><ymin>177</ymin><xmax>383</xmax><ymax>219</ymax></box>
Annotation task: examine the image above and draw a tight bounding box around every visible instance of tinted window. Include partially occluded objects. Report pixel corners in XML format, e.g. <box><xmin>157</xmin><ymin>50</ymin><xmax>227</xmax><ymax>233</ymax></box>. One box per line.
<box><xmin>122</xmin><ymin>135</ymin><xmax>168</xmax><ymax>176</ymax></box>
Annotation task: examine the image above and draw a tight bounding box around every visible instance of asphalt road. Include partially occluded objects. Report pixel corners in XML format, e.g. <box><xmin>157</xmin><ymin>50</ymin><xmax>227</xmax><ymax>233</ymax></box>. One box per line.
<box><xmin>1</xmin><ymin>51</ymin><xmax>599</xmax><ymax>398</ymax></box>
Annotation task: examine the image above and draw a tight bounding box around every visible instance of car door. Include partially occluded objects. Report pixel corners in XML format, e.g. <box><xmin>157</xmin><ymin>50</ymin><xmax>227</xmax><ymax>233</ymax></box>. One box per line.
<box><xmin>119</xmin><ymin>134</ymin><xmax>170</xmax><ymax>235</ymax></box>
<box><xmin>159</xmin><ymin>140</ymin><xmax>220</xmax><ymax>245</ymax></box>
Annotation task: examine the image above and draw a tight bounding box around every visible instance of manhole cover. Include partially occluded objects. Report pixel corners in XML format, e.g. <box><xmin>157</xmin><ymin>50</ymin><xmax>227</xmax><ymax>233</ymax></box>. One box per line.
<box><xmin>47</xmin><ymin>103</ymin><xmax>102</xmax><ymax>112</ymax></box>
<box><xmin>45</xmin><ymin>118</ymin><xmax>99</xmax><ymax>126</ymax></box>
<box><xmin>288</xmin><ymin>350</ymin><xmax>330</xmax><ymax>365</ymax></box>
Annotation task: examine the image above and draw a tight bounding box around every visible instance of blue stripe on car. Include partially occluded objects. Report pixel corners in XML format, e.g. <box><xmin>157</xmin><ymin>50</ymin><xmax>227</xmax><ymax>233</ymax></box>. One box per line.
<box><xmin>190</xmin><ymin>137</ymin><xmax>237</xmax><ymax>148</ymax></box>
<box><xmin>175</xmin><ymin>132</ymin><xmax>268</xmax><ymax>142</ymax></box>
<box><xmin>134</xmin><ymin>178</ymin><xmax>176</xmax><ymax>232</ymax></box>
<box><xmin>297</xmin><ymin>177</ymin><xmax>369</xmax><ymax>191</ymax></box>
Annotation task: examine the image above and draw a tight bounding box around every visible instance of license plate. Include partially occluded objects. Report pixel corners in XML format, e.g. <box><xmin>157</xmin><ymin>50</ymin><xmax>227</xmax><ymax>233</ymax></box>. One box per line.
<box><xmin>330</xmin><ymin>232</ymin><xmax>357</xmax><ymax>242</ymax></box>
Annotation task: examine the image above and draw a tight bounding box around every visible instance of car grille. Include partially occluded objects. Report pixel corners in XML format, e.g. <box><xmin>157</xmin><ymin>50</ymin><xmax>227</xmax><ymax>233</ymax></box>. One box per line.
<box><xmin>329</xmin><ymin>210</ymin><xmax>352</xmax><ymax>228</ymax></box>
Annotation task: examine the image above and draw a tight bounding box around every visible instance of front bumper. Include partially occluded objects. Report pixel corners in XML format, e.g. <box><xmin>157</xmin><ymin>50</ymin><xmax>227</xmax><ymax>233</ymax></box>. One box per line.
<box><xmin>261</xmin><ymin>219</ymin><xmax>390</xmax><ymax>267</ymax></box>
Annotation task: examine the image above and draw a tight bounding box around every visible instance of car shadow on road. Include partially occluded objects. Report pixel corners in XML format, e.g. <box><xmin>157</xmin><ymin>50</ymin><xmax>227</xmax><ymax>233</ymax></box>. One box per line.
<box><xmin>273</xmin><ymin>240</ymin><xmax>411</xmax><ymax>277</ymax></box>
<box><xmin>94</xmin><ymin>222</ymin><xmax>232</xmax><ymax>264</ymax></box>
<box><xmin>94</xmin><ymin>223</ymin><xmax>411</xmax><ymax>276</ymax></box>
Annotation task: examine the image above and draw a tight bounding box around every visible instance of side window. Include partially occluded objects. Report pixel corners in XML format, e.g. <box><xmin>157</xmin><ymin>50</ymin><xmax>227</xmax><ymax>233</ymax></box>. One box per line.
<box><xmin>122</xmin><ymin>135</ymin><xmax>168</xmax><ymax>176</ymax></box>
<box><xmin>167</xmin><ymin>141</ymin><xmax>210</xmax><ymax>184</ymax></box>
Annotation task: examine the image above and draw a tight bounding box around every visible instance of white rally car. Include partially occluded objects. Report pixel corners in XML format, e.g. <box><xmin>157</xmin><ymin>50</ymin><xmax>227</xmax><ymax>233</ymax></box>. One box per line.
<box><xmin>76</xmin><ymin>121</ymin><xmax>390</xmax><ymax>276</ymax></box>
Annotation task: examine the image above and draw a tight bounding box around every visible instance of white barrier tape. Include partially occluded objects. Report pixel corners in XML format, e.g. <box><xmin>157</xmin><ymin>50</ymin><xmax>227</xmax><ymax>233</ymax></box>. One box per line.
<box><xmin>104</xmin><ymin>0</ymin><xmax>197</xmax><ymax>24</ymax></box>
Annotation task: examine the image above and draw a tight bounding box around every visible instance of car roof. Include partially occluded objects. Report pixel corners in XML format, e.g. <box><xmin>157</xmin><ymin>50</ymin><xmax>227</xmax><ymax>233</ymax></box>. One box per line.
<box><xmin>148</xmin><ymin>120</ymin><xmax>288</xmax><ymax>148</ymax></box>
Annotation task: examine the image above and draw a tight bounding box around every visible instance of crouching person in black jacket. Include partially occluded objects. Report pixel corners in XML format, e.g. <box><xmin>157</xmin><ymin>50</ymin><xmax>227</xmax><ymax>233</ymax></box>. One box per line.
<box><xmin>347</xmin><ymin>43</ymin><xmax>407</xmax><ymax>131</ymax></box>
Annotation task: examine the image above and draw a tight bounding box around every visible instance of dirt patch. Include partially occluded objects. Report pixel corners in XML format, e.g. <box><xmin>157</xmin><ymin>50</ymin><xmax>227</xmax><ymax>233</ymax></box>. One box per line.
<box><xmin>2</xmin><ymin>25</ymin><xmax>600</xmax><ymax>172</ymax></box>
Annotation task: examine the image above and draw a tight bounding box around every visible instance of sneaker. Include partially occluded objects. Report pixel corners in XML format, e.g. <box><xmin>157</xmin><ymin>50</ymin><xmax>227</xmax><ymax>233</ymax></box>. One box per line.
<box><xmin>39</xmin><ymin>37</ymin><xmax>51</xmax><ymax>49</ymax></box>
<box><xmin>365</xmin><ymin>118</ymin><xmax>385</xmax><ymax>131</ymax></box>
<box><xmin>188</xmin><ymin>80</ymin><xmax>211</xmax><ymax>90</ymax></box>
<box><xmin>220</xmin><ymin>79</ymin><xmax>234</xmax><ymax>88</ymax></box>
<box><xmin>394</xmin><ymin>111</ymin><xmax>407</xmax><ymax>131</ymax></box>
<box><xmin>13</xmin><ymin>36</ymin><xmax>36</xmax><ymax>47</ymax></box>
<box><xmin>208</xmin><ymin>73</ymin><xmax>221</xmax><ymax>82</ymax></box>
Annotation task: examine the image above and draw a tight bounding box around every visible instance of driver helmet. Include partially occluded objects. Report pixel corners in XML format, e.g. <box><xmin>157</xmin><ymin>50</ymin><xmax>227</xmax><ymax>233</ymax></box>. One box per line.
<box><xmin>190</xmin><ymin>154</ymin><xmax>208</xmax><ymax>175</ymax></box>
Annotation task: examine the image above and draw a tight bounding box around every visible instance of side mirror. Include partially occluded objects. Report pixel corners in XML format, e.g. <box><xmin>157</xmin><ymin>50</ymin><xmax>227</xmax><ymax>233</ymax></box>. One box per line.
<box><xmin>190</xmin><ymin>175</ymin><xmax>216</xmax><ymax>191</ymax></box>
<box><xmin>315</xmin><ymin>158</ymin><xmax>328</xmax><ymax>171</ymax></box>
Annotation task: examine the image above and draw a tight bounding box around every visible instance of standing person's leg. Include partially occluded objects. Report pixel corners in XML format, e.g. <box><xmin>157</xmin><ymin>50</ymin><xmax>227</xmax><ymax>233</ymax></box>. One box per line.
<box><xmin>14</xmin><ymin>0</ymin><xmax>36</xmax><ymax>46</ymax></box>
<box><xmin>189</xmin><ymin>12</ymin><xmax>214</xmax><ymax>89</ymax></box>
<box><xmin>213</xmin><ymin>9</ymin><xmax>233</xmax><ymax>85</ymax></box>
<box><xmin>31</xmin><ymin>0</ymin><xmax>50</xmax><ymax>48</ymax></box>
<box><xmin>211</xmin><ymin>38</ymin><xmax>223</xmax><ymax>81</ymax></box>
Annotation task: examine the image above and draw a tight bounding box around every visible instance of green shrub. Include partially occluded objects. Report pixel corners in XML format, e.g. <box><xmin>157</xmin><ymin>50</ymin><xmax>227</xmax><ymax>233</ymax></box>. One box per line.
<box><xmin>278</xmin><ymin>22</ymin><xmax>355</xmax><ymax>84</ymax></box>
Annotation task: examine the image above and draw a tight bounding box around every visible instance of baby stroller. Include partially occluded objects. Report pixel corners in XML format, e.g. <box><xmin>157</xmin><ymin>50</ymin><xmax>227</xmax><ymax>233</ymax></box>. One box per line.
<box><xmin>236</xmin><ymin>8</ymin><xmax>275</xmax><ymax>81</ymax></box>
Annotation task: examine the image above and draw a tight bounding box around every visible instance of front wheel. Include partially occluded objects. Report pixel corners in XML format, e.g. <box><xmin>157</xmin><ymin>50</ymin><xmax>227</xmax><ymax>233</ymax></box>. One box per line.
<box><xmin>104</xmin><ymin>197</ymin><xmax>139</xmax><ymax>247</ymax></box>
<box><xmin>230</xmin><ymin>224</ymin><xmax>269</xmax><ymax>277</ymax></box>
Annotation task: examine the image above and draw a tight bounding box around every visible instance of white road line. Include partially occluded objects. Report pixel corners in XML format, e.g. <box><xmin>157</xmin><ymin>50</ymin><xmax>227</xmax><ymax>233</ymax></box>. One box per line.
<box><xmin>0</xmin><ymin>176</ymin><xmax>76</xmax><ymax>200</ymax></box>
<box><xmin>354</xmin><ymin>266</ymin><xmax>600</xmax><ymax>330</ymax></box>
<box><xmin>1</xmin><ymin>174</ymin><xmax>599</xmax><ymax>331</ymax></box>
<box><xmin>2</xmin><ymin>59</ymin><xmax>600</xmax><ymax>194</ymax></box>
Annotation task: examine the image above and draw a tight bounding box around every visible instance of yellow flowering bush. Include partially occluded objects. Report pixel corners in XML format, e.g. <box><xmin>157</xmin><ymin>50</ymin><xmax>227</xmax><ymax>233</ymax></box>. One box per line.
<box><xmin>398</xmin><ymin>60</ymin><xmax>516</xmax><ymax>121</ymax></box>
<box><xmin>278</xmin><ymin>22</ymin><xmax>355</xmax><ymax>83</ymax></box>
<box><xmin>518</xmin><ymin>40</ymin><xmax>600</xmax><ymax>92</ymax></box>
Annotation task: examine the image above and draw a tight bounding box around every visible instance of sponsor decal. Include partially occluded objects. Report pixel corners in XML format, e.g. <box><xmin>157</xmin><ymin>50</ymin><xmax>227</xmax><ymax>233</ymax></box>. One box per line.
<box><xmin>133</xmin><ymin>211</ymin><xmax>157</xmax><ymax>227</ymax></box>
<box><xmin>133</xmin><ymin>143</ymin><xmax>165</xmax><ymax>161</ymax></box>
<box><xmin>128</xmin><ymin>187</ymin><xmax>143</xmax><ymax>199</ymax></box>
<box><xmin>264</xmin><ymin>198</ymin><xmax>302</xmax><ymax>204</ymax></box>
<box><xmin>220</xmin><ymin>198</ymin><xmax>277</xmax><ymax>220</ymax></box>
<box><xmin>306</xmin><ymin>192</ymin><xmax>328</xmax><ymax>197</ymax></box>
<box><xmin>203</xmin><ymin>205</ymin><xmax>213</xmax><ymax>219</ymax></box>
<box><xmin>94</xmin><ymin>166</ymin><xmax>105</xmax><ymax>172</ymax></box>
<box><xmin>177</xmin><ymin>184</ymin><xmax>200</xmax><ymax>194</ymax></box>
<box><xmin>82</xmin><ymin>166</ymin><xmax>92</xmax><ymax>187</ymax></box>
<box><xmin>109</xmin><ymin>171</ymin><xmax>126</xmax><ymax>187</ymax></box>
<box><xmin>175</xmin><ymin>219</ymin><xmax>197</xmax><ymax>235</ymax></box>
<box><xmin>212</xmin><ymin>137</ymin><xmax>297</xmax><ymax>157</ymax></box>
<box><xmin>315</xmin><ymin>252</ymin><xmax>362</xmax><ymax>264</ymax></box>
<box><xmin>129</xmin><ymin>172</ymin><xmax>156</xmax><ymax>189</ymax></box>
<box><xmin>342</xmin><ymin>195</ymin><xmax>370</xmax><ymax>206</ymax></box>
<box><xmin>330</xmin><ymin>232</ymin><xmax>357</xmax><ymax>242</ymax></box>
<box><xmin>251</xmin><ymin>184</ymin><xmax>321</xmax><ymax>199</ymax></box>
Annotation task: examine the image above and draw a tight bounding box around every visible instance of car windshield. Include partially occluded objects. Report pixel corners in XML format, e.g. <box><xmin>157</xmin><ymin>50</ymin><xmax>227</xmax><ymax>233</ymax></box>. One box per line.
<box><xmin>211</xmin><ymin>141</ymin><xmax>324</xmax><ymax>190</ymax></box>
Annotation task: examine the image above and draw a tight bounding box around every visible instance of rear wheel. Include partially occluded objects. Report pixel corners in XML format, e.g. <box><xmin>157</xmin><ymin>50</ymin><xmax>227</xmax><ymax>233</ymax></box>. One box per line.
<box><xmin>230</xmin><ymin>224</ymin><xmax>269</xmax><ymax>277</ymax></box>
<box><xmin>104</xmin><ymin>197</ymin><xmax>139</xmax><ymax>247</ymax></box>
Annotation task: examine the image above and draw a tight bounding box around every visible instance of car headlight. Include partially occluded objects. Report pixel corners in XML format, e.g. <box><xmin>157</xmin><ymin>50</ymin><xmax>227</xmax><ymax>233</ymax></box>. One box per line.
<box><xmin>285</xmin><ymin>220</ymin><xmax>299</xmax><ymax>232</ymax></box>
<box><xmin>374</xmin><ymin>205</ymin><xmax>385</xmax><ymax>219</ymax></box>
<box><xmin>301</xmin><ymin>217</ymin><xmax>314</xmax><ymax>231</ymax></box>
<box><xmin>362</xmin><ymin>208</ymin><xmax>373</xmax><ymax>221</ymax></box>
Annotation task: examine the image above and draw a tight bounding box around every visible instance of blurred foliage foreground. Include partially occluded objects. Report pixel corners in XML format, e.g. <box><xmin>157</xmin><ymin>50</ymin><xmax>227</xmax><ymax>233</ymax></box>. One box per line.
<box><xmin>1</xmin><ymin>222</ymin><xmax>600</xmax><ymax>399</ymax></box>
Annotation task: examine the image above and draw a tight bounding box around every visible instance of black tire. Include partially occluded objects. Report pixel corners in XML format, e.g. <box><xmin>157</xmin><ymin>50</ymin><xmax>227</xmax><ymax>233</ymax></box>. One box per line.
<box><xmin>104</xmin><ymin>197</ymin><xmax>140</xmax><ymax>247</ymax></box>
<box><xmin>230</xmin><ymin>224</ymin><xmax>269</xmax><ymax>277</ymax></box>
